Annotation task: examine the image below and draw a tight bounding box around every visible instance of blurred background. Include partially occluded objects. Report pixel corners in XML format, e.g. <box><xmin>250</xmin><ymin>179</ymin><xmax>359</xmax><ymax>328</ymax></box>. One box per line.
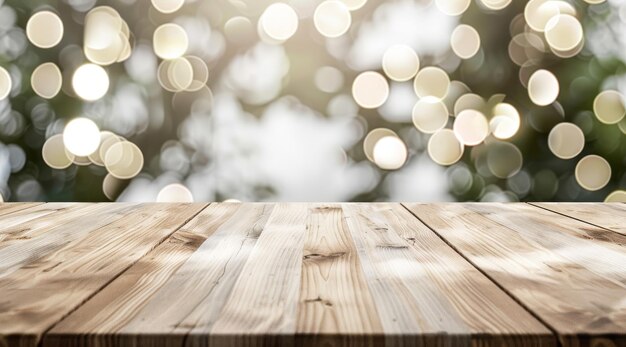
<box><xmin>0</xmin><ymin>0</ymin><xmax>625</xmax><ymax>202</ymax></box>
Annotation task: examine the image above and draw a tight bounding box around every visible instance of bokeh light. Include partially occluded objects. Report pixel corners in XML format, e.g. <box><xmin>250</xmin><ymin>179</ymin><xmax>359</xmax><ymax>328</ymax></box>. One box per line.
<box><xmin>352</xmin><ymin>71</ymin><xmax>389</xmax><ymax>109</ymax></box>
<box><xmin>152</xmin><ymin>0</ymin><xmax>184</xmax><ymax>14</ymax></box>
<box><xmin>63</xmin><ymin>118</ymin><xmax>101</xmax><ymax>157</ymax></box>
<box><xmin>428</xmin><ymin>129</ymin><xmax>464</xmax><ymax>165</ymax></box>
<box><xmin>157</xmin><ymin>183</ymin><xmax>194</xmax><ymax>202</ymax></box>
<box><xmin>450</xmin><ymin>24</ymin><xmax>480</xmax><ymax>59</ymax></box>
<box><xmin>42</xmin><ymin>134</ymin><xmax>74</xmax><ymax>169</ymax></box>
<box><xmin>528</xmin><ymin>69</ymin><xmax>559</xmax><ymax>106</ymax></box>
<box><xmin>593</xmin><ymin>90</ymin><xmax>626</xmax><ymax>124</ymax></box>
<box><xmin>72</xmin><ymin>64</ymin><xmax>110</xmax><ymax>101</ymax></box>
<box><xmin>575</xmin><ymin>155</ymin><xmax>611</xmax><ymax>191</ymax></box>
<box><xmin>105</xmin><ymin>141</ymin><xmax>144</xmax><ymax>179</ymax></box>
<box><xmin>382</xmin><ymin>45</ymin><xmax>420</xmax><ymax>82</ymax></box>
<box><xmin>412</xmin><ymin>97</ymin><xmax>449</xmax><ymax>134</ymax></box>
<box><xmin>314</xmin><ymin>1</ymin><xmax>352</xmax><ymax>38</ymax></box>
<box><xmin>153</xmin><ymin>23</ymin><xmax>188</xmax><ymax>59</ymax></box>
<box><xmin>260</xmin><ymin>3</ymin><xmax>299</xmax><ymax>42</ymax></box>
<box><xmin>0</xmin><ymin>67</ymin><xmax>11</xmax><ymax>100</ymax></box>
<box><xmin>413</xmin><ymin>67</ymin><xmax>450</xmax><ymax>100</ymax></box>
<box><xmin>453</xmin><ymin>109</ymin><xmax>489</xmax><ymax>146</ymax></box>
<box><xmin>435</xmin><ymin>0</ymin><xmax>471</xmax><ymax>16</ymax></box>
<box><xmin>548</xmin><ymin>122</ymin><xmax>585</xmax><ymax>159</ymax></box>
<box><xmin>372</xmin><ymin>136</ymin><xmax>407</xmax><ymax>170</ymax></box>
<box><xmin>31</xmin><ymin>63</ymin><xmax>62</xmax><ymax>99</ymax></box>
<box><xmin>26</xmin><ymin>11</ymin><xmax>63</xmax><ymax>49</ymax></box>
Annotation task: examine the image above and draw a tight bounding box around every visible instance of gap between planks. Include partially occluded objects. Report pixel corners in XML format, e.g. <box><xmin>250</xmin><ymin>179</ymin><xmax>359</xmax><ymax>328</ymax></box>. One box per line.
<box><xmin>39</xmin><ymin>202</ymin><xmax>211</xmax><ymax>346</ymax></box>
<box><xmin>399</xmin><ymin>203</ymin><xmax>561</xmax><ymax>342</ymax></box>
<box><xmin>527</xmin><ymin>202</ymin><xmax>626</xmax><ymax>237</ymax></box>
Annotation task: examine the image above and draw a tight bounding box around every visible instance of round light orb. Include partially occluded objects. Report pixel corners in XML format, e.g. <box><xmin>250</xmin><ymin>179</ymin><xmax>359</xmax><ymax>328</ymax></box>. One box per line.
<box><xmin>153</xmin><ymin>23</ymin><xmax>189</xmax><ymax>59</ymax></box>
<box><xmin>31</xmin><ymin>62</ymin><xmax>62</xmax><ymax>99</ymax></box>
<box><xmin>0</xmin><ymin>66</ymin><xmax>11</xmax><ymax>100</ymax></box>
<box><xmin>453</xmin><ymin>109</ymin><xmax>489</xmax><ymax>146</ymax></box>
<box><xmin>314</xmin><ymin>1</ymin><xmax>352</xmax><ymax>38</ymax></box>
<box><xmin>490</xmin><ymin>103</ymin><xmax>520</xmax><ymax>139</ymax></box>
<box><xmin>548</xmin><ymin>122</ymin><xmax>585</xmax><ymax>159</ymax></box>
<box><xmin>26</xmin><ymin>11</ymin><xmax>64</xmax><ymax>48</ymax></box>
<box><xmin>435</xmin><ymin>0</ymin><xmax>471</xmax><ymax>16</ymax></box>
<box><xmin>382</xmin><ymin>45</ymin><xmax>420</xmax><ymax>82</ymax></box>
<box><xmin>261</xmin><ymin>3</ymin><xmax>299</xmax><ymax>41</ymax></box>
<box><xmin>63</xmin><ymin>118</ymin><xmax>101</xmax><ymax>157</ymax></box>
<box><xmin>88</xmin><ymin>131</ymin><xmax>117</xmax><ymax>166</ymax></box>
<box><xmin>528</xmin><ymin>69</ymin><xmax>559</xmax><ymax>106</ymax></box>
<box><xmin>151</xmin><ymin>0</ymin><xmax>184</xmax><ymax>13</ymax></box>
<box><xmin>372</xmin><ymin>136</ymin><xmax>408</xmax><ymax>170</ymax></box>
<box><xmin>363</xmin><ymin>128</ymin><xmax>397</xmax><ymax>162</ymax></box>
<box><xmin>413</xmin><ymin>67</ymin><xmax>450</xmax><ymax>100</ymax></box>
<box><xmin>450</xmin><ymin>24</ymin><xmax>480</xmax><ymax>59</ymax></box>
<box><xmin>593</xmin><ymin>90</ymin><xmax>626</xmax><ymax>124</ymax></box>
<box><xmin>157</xmin><ymin>183</ymin><xmax>194</xmax><ymax>202</ymax></box>
<box><xmin>352</xmin><ymin>71</ymin><xmax>389</xmax><ymax>109</ymax></box>
<box><xmin>575</xmin><ymin>155</ymin><xmax>611</xmax><ymax>191</ymax></box>
<box><xmin>428</xmin><ymin>129</ymin><xmax>464</xmax><ymax>166</ymax></box>
<box><xmin>168</xmin><ymin>57</ymin><xmax>194</xmax><ymax>90</ymax></box>
<box><xmin>105</xmin><ymin>141</ymin><xmax>144</xmax><ymax>179</ymax></box>
<box><xmin>72</xmin><ymin>64</ymin><xmax>109</xmax><ymax>101</ymax></box>
<box><xmin>42</xmin><ymin>134</ymin><xmax>75</xmax><ymax>169</ymax></box>
<box><xmin>525</xmin><ymin>0</ymin><xmax>559</xmax><ymax>32</ymax></box>
<box><xmin>545</xmin><ymin>14</ymin><xmax>583</xmax><ymax>52</ymax></box>
<box><xmin>605</xmin><ymin>190</ymin><xmax>626</xmax><ymax>202</ymax></box>
<box><xmin>412</xmin><ymin>97</ymin><xmax>449</xmax><ymax>134</ymax></box>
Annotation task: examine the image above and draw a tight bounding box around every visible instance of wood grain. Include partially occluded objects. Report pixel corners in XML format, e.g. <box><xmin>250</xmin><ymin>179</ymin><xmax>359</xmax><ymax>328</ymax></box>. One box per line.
<box><xmin>532</xmin><ymin>203</ymin><xmax>626</xmax><ymax>236</ymax></box>
<box><xmin>0</xmin><ymin>203</ymin><xmax>42</xmax><ymax>217</ymax></box>
<box><xmin>404</xmin><ymin>203</ymin><xmax>626</xmax><ymax>347</ymax></box>
<box><xmin>0</xmin><ymin>203</ymin><xmax>207</xmax><ymax>347</ymax></box>
<box><xmin>343</xmin><ymin>203</ymin><xmax>553</xmax><ymax>347</ymax></box>
<box><xmin>295</xmin><ymin>204</ymin><xmax>383</xmax><ymax>347</ymax></box>
<box><xmin>2</xmin><ymin>203</ymin><xmax>625</xmax><ymax>347</ymax></box>
<box><xmin>46</xmin><ymin>203</ymin><xmax>274</xmax><ymax>347</ymax></box>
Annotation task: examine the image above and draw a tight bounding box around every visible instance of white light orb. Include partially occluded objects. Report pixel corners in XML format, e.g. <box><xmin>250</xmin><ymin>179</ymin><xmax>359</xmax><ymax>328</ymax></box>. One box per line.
<box><xmin>435</xmin><ymin>0</ymin><xmax>471</xmax><ymax>16</ymax></box>
<box><xmin>314</xmin><ymin>1</ymin><xmax>352</xmax><ymax>38</ymax></box>
<box><xmin>528</xmin><ymin>69</ymin><xmax>559</xmax><ymax>106</ymax></box>
<box><xmin>382</xmin><ymin>45</ymin><xmax>420</xmax><ymax>82</ymax></box>
<box><xmin>575</xmin><ymin>155</ymin><xmax>611</xmax><ymax>191</ymax></box>
<box><xmin>151</xmin><ymin>0</ymin><xmax>185</xmax><ymax>13</ymax></box>
<box><xmin>153</xmin><ymin>23</ymin><xmax>189</xmax><ymax>59</ymax></box>
<box><xmin>372</xmin><ymin>136</ymin><xmax>408</xmax><ymax>170</ymax></box>
<box><xmin>72</xmin><ymin>64</ymin><xmax>109</xmax><ymax>101</ymax></box>
<box><xmin>450</xmin><ymin>24</ymin><xmax>481</xmax><ymax>59</ymax></box>
<box><xmin>593</xmin><ymin>90</ymin><xmax>626</xmax><ymax>124</ymax></box>
<box><xmin>413</xmin><ymin>67</ymin><xmax>450</xmax><ymax>100</ymax></box>
<box><xmin>26</xmin><ymin>11</ymin><xmax>64</xmax><ymax>48</ymax></box>
<box><xmin>63</xmin><ymin>118</ymin><xmax>101</xmax><ymax>157</ymax></box>
<box><xmin>260</xmin><ymin>3</ymin><xmax>299</xmax><ymax>41</ymax></box>
<box><xmin>548</xmin><ymin>122</ymin><xmax>585</xmax><ymax>159</ymax></box>
<box><xmin>31</xmin><ymin>62</ymin><xmax>62</xmax><ymax>99</ymax></box>
<box><xmin>157</xmin><ymin>183</ymin><xmax>194</xmax><ymax>202</ymax></box>
<box><xmin>428</xmin><ymin>129</ymin><xmax>464</xmax><ymax>166</ymax></box>
<box><xmin>453</xmin><ymin>109</ymin><xmax>489</xmax><ymax>146</ymax></box>
<box><xmin>352</xmin><ymin>71</ymin><xmax>389</xmax><ymax>109</ymax></box>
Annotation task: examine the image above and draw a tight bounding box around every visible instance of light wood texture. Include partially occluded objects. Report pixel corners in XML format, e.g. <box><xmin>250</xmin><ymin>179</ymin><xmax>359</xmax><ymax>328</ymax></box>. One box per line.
<box><xmin>2</xmin><ymin>203</ymin><xmax>625</xmax><ymax>347</ymax></box>
<box><xmin>343</xmin><ymin>203</ymin><xmax>552</xmax><ymax>347</ymax></box>
<box><xmin>532</xmin><ymin>202</ymin><xmax>626</xmax><ymax>236</ymax></box>
<box><xmin>0</xmin><ymin>203</ymin><xmax>207</xmax><ymax>347</ymax></box>
<box><xmin>0</xmin><ymin>202</ymin><xmax>42</xmax><ymax>217</ymax></box>
<box><xmin>404</xmin><ymin>203</ymin><xmax>626</xmax><ymax>347</ymax></box>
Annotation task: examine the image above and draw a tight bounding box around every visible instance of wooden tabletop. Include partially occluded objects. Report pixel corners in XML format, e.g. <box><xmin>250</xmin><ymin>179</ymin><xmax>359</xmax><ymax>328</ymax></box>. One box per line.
<box><xmin>0</xmin><ymin>203</ymin><xmax>625</xmax><ymax>347</ymax></box>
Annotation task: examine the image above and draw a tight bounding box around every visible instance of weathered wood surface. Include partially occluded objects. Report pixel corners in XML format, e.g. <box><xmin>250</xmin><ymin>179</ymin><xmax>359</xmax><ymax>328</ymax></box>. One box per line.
<box><xmin>0</xmin><ymin>203</ymin><xmax>624</xmax><ymax>347</ymax></box>
<box><xmin>532</xmin><ymin>202</ymin><xmax>626</xmax><ymax>236</ymax></box>
<box><xmin>404</xmin><ymin>203</ymin><xmax>626</xmax><ymax>347</ymax></box>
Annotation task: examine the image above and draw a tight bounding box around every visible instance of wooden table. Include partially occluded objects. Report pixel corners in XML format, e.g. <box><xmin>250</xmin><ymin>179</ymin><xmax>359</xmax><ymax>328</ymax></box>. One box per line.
<box><xmin>0</xmin><ymin>203</ymin><xmax>625</xmax><ymax>347</ymax></box>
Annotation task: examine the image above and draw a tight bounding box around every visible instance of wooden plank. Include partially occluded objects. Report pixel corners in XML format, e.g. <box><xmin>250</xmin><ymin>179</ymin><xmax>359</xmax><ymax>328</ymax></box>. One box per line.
<box><xmin>45</xmin><ymin>203</ymin><xmax>275</xmax><ymax>347</ymax></box>
<box><xmin>295</xmin><ymin>204</ymin><xmax>384</xmax><ymax>347</ymax></box>
<box><xmin>531</xmin><ymin>202</ymin><xmax>626</xmax><ymax>236</ymax></box>
<box><xmin>0</xmin><ymin>203</ymin><xmax>207</xmax><ymax>347</ymax></box>
<box><xmin>0</xmin><ymin>203</ymin><xmax>142</xmax><ymax>276</ymax></box>
<box><xmin>404</xmin><ymin>203</ymin><xmax>626</xmax><ymax>347</ymax></box>
<box><xmin>0</xmin><ymin>203</ymin><xmax>43</xmax><ymax>217</ymax></box>
<box><xmin>343</xmin><ymin>203</ymin><xmax>553</xmax><ymax>347</ymax></box>
<box><xmin>208</xmin><ymin>203</ymin><xmax>309</xmax><ymax>346</ymax></box>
